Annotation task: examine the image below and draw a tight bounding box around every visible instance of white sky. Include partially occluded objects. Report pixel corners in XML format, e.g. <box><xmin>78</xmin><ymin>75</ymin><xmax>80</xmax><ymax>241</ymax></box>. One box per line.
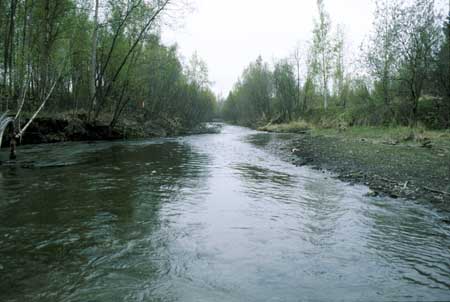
<box><xmin>162</xmin><ymin>0</ymin><xmax>446</xmax><ymax>96</ymax></box>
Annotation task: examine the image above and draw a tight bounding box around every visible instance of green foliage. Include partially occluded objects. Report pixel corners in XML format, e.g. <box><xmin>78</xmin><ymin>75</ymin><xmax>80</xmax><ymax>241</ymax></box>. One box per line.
<box><xmin>221</xmin><ymin>0</ymin><xmax>449</xmax><ymax>130</ymax></box>
<box><xmin>312</xmin><ymin>0</ymin><xmax>333</xmax><ymax>110</ymax></box>
<box><xmin>428</xmin><ymin>15</ymin><xmax>450</xmax><ymax>128</ymax></box>
<box><xmin>259</xmin><ymin>120</ymin><xmax>311</xmax><ymax>133</ymax></box>
<box><xmin>0</xmin><ymin>0</ymin><xmax>216</xmax><ymax>131</ymax></box>
<box><xmin>273</xmin><ymin>61</ymin><xmax>297</xmax><ymax>122</ymax></box>
<box><xmin>222</xmin><ymin>56</ymin><xmax>273</xmax><ymax>125</ymax></box>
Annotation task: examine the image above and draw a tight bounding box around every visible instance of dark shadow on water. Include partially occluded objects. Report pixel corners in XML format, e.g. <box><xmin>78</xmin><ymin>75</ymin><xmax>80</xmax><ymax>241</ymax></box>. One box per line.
<box><xmin>0</xmin><ymin>139</ymin><xmax>211</xmax><ymax>302</ymax></box>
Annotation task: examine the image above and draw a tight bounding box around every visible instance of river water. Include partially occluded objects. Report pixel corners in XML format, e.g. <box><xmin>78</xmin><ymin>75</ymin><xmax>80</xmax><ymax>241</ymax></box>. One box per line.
<box><xmin>0</xmin><ymin>125</ymin><xmax>449</xmax><ymax>301</ymax></box>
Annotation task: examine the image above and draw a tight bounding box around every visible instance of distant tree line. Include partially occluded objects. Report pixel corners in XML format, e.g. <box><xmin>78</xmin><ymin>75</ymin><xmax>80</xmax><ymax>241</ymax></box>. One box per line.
<box><xmin>0</xmin><ymin>0</ymin><xmax>217</xmax><ymax>131</ymax></box>
<box><xmin>222</xmin><ymin>0</ymin><xmax>449</xmax><ymax>129</ymax></box>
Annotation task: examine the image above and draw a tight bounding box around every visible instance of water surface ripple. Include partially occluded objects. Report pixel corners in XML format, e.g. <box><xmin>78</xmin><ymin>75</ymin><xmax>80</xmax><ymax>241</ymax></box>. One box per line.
<box><xmin>0</xmin><ymin>125</ymin><xmax>449</xmax><ymax>301</ymax></box>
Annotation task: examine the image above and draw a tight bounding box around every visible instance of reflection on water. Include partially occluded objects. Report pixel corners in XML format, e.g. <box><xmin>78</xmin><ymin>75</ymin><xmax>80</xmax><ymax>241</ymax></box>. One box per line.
<box><xmin>0</xmin><ymin>125</ymin><xmax>449</xmax><ymax>302</ymax></box>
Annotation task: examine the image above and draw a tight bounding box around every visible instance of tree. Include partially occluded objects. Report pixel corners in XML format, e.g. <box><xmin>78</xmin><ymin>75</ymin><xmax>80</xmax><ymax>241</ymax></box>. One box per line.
<box><xmin>333</xmin><ymin>25</ymin><xmax>346</xmax><ymax>107</ymax></box>
<box><xmin>273</xmin><ymin>60</ymin><xmax>297</xmax><ymax>121</ymax></box>
<box><xmin>291</xmin><ymin>45</ymin><xmax>303</xmax><ymax>114</ymax></box>
<box><xmin>395</xmin><ymin>0</ymin><xmax>443</xmax><ymax>124</ymax></box>
<box><xmin>312</xmin><ymin>0</ymin><xmax>333</xmax><ymax>110</ymax></box>
<box><xmin>186</xmin><ymin>51</ymin><xmax>211</xmax><ymax>89</ymax></box>
<box><xmin>221</xmin><ymin>57</ymin><xmax>273</xmax><ymax>124</ymax></box>
<box><xmin>241</xmin><ymin>56</ymin><xmax>273</xmax><ymax>122</ymax></box>
<box><xmin>222</xmin><ymin>91</ymin><xmax>239</xmax><ymax>123</ymax></box>
<box><xmin>366</xmin><ymin>0</ymin><xmax>399</xmax><ymax>108</ymax></box>
<box><xmin>0</xmin><ymin>0</ymin><xmax>218</xmax><ymax>149</ymax></box>
<box><xmin>89</xmin><ymin>0</ymin><xmax>99</xmax><ymax>113</ymax></box>
<box><xmin>90</xmin><ymin>0</ymin><xmax>173</xmax><ymax>122</ymax></box>
<box><xmin>2</xmin><ymin>0</ymin><xmax>18</xmax><ymax>108</ymax></box>
<box><xmin>303</xmin><ymin>44</ymin><xmax>317</xmax><ymax>112</ymax></box>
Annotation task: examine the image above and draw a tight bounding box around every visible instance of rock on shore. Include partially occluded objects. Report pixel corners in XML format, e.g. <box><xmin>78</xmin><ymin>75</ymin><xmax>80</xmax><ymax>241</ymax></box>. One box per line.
<box><xmin>255</xmin><ymin>131</ymin><xmax>450</xmax><ymax>206</ymax></box>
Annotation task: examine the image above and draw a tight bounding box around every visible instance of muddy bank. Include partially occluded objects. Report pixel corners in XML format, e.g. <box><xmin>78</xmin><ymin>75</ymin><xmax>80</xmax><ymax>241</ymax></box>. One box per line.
<box><xmin>256</xmin><ymin>131</ymin><xmax>450</xmax><ymax>205</ymax></box>
<box><xmin>0</xmin><ymin>117</ymin><xmax>129</xmax><ymax>147</ymax></box>
<box><xmin>16</xmin><ymin>118</ymin><xmax>123</xmax><ymax>145</ymax></box>
<box><xmin>1</xmin><ymin>117</ymin><xmax>222</xmax><ymax>148</ymax></box>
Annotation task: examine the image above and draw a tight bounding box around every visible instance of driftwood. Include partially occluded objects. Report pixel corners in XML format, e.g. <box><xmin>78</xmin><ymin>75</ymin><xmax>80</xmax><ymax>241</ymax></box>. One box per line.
<box><xmin>0</xmin><ymin>66</ymin><xmax>63</xmax><ymax>160</ymax></box>
<box><xmin>15</xmin><ymin>76</ymin><xmax>59</xmax><ymax>139</ymax></box>
<box><xmin>376</xmin><ymin>175</ymin><xmax>449</xmax><ymax>196</ymax></box>
<box><xmin>14</xmin><ymin>76</ymin><xmax>30</xmax><ymax>121</ymax></box>
<box><xmin>374</xmin><ymin>175</ymin><xmax>398</xmax><ymax>184</ymax></box>
<box><xmin>423</xmin><ymin>186</ymin><xmax>450</xmax><ymax>196</ymax></box>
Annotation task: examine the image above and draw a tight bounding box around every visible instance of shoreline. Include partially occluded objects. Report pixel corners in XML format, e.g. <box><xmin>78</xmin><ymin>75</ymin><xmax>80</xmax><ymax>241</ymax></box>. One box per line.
<box><xmin>3</xmin><ymin>121</ymin><xmax>449</xmax><ymax>207</ymax></box>
<box><xmin>0</xmin><ymin>119</ymin><xmax>222</xmax><ymax>164</ymax></box>
<box><xmin>0</xmin><ymin>117</ymin><xmax>222</xmax><ymax>147</ymax></box>
<box><xmin>256</xmin><ymin>127</ymin><xmax>450</xmax><ymax>207</ymax></box>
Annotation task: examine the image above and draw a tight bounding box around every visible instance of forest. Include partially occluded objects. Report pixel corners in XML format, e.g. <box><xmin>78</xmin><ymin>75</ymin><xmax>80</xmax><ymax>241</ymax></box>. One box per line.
<box><xmin>222</xmin><ymin>0</ymin><xmax>450</xmax><ymax>130</ymax></box>
<box><xmin>1</xmin><ymin>0</ymin><xmax>449</xmax><ymax>144</ymax></box>
<box><xmin>0</xmin><ymin>0</ymin><xmax>217</xmax><ymax>141</ymax></box>
<box><xmin>1</xmin><ymin>1</ymin><xmax>450</xmax><ymax>300</ymax></box>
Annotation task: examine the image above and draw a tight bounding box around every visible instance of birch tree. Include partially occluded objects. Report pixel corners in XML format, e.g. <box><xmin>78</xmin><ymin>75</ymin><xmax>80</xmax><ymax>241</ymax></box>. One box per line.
<box><xmin>274</xmin><ymin>60</ymin><xmax>297</xmax><ymax>121</ymax></box>
<box><xmin>333</xmin><ymin>25</ymin><xmax>345</xmax><ymax>107</ymax></box>
<box><xmin>291</xmin><ymin>45</ymin><xmax>303</xmax><ymax>113</ymax></box>
<box><xmin>366</xmin><ymin>0</ymin><xmax>399</xmax><ymax>108</ymax></box>
<box><xmin>312</xmin><ymin>0</ymin><xmax>333</xmax><ymax>110</ymax></box>
<box><xmin>89</xmin><ymin>0</ymin><xmax>99</xmax><ymax>112</ymax></box>
<box><xmin>395</xmin><ymin>0</ymin><xmax>442</xmax><ymax>124</ymax></box>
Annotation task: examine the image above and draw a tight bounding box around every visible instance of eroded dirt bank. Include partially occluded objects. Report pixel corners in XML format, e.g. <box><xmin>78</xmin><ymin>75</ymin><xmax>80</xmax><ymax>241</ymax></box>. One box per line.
<box><xmin>0</xmin><ymin>117</ymin><xmax>222</xmax><ymax>147</ymax></box>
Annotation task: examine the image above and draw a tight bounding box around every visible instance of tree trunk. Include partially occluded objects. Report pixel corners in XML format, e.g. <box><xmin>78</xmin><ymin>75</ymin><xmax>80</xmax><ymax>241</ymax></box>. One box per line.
<box><xmin>9</xmin><ymin>135</ymin><xmax>17</xmax><ymax>160</ymax></box>
<box><xmin>93</xmin><ymin>0</ymin><xmax>171</xmax><ymax>122</ymax></box>
<box><xmin>322</xmin><ymin>52</ymin><xmax>328</xmax><ymax>110</ymax></box>
<box><xmin>89</xmin><ymin>0</ymin><xmax>99</xmax><ymax>120</ymax></box>
<box><xmin>297</xmin><ymin>60</ymin><xmax>301</xmax><ymax>113</ymax></box>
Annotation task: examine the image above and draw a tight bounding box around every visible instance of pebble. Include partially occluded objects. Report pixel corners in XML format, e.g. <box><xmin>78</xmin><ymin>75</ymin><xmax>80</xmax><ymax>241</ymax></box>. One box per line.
<box><xmin>366</xmin><ymin>191</ymin><xmax>379</xmax><ymax>197</ymax></box>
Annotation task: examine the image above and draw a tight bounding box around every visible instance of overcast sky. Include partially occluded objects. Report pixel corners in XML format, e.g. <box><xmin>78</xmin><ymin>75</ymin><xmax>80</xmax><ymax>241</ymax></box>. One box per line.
<box><xmin>162</xmin><ymin>0</ymin><xmax>446</xmax><ymax>96</ymax></box>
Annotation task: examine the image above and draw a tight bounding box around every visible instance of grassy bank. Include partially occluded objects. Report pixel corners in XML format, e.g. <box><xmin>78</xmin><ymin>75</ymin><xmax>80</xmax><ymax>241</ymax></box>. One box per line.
<box><xmin>259</xmin><ymin>121</ymin><xmax>450</xmax><ymax>204</ymax></box>
<box><xmin>260</xmin><ymin>121</ymin><xmax>450</xmax><ymax>148</ymax></box>
<box><xmin>259</xmin><ymin>121</ymin><xmax>311</xmax><ymax>134</ymax></box>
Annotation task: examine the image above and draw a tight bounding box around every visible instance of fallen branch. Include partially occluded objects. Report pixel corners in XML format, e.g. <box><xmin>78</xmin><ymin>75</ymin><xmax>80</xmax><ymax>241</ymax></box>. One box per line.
<box><xmin>15</xmin><ymin>78</ymin><xmax>59</xmax><ymax>139</ymax></box>
<box><xmin>423</xmin><ymin>186</ymin><xmax>450</xmax><ymax>196</ymax></box>
<box><xmin>15</xmin><ymin>60</ymin><xmax>66</xmax><ymax>139</ymax></box>
<box><xmin>374</xmin><ymin>175</ymin><xmax>398</xmax><ymax>184</ymax></box>
<box><xmin>14</xmin><ymin>75</ymin><xmax>30</xmax><ymax>121</ymax></box>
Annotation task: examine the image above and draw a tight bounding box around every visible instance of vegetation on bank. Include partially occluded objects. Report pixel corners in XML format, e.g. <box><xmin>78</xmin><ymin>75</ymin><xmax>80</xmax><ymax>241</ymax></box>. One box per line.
<box><xmin>221</xmin><ymin>0</ymin><xmax>449</xmax><ymax>131</ymax></box>
<box><xmin>261</xmin><ymin>120</ymin><xmax>450</xmax><ymax>147</ymax></box>
<box><xmin>230</xmin><ymin>0</ymin><xmax>450</xmax><ymax>205</ymax></box>
<box><xmin>258</xmin><ymin>117</ymin><xmax>450</xmax><ymax>203</ymax></box>
<box><xmin>259</xmin><ymin>120</ymin><xmax>310</xmax><ymax>134</ymax></box>
<box><xmin>0</xmin><ymin>0</ymin><xmax>217</xmax><ymax>146</ymax></box>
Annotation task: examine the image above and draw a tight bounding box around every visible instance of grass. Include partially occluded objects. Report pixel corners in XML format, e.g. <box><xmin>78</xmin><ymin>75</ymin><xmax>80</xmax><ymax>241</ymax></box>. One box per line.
<box><xmin>260</xmin><ymin>119</ymin><xmax>450</xmax><ymax>152</ymax></box>
<box><xmin>258</xmin><ymin>120</ymin><xmax>311</xmax><ymax>133</ymax></box>
<box><xmin>314</xmin><ymin>126</ymin><xmax>450</xmax><ymax>144</ymax></box>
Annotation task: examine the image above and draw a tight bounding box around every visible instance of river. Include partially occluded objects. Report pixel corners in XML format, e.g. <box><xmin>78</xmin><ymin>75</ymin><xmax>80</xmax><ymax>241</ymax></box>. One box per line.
<box><xmin>0</xmin><ymin>125</ymin><xmax>449</xmax><ymax>301</ymax></box>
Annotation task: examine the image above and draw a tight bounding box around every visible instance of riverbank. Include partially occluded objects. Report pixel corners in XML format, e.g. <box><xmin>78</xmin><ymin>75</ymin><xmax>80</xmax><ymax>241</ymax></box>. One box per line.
<box><xmin>258</xmin><ymin>124</ymin><xmax>450</xmax><ymax>204</ymax></box>
<box><xmin>1</xmin><ymin>115</ymin><xmax>221</xmax><ymax>148</ymax></box>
